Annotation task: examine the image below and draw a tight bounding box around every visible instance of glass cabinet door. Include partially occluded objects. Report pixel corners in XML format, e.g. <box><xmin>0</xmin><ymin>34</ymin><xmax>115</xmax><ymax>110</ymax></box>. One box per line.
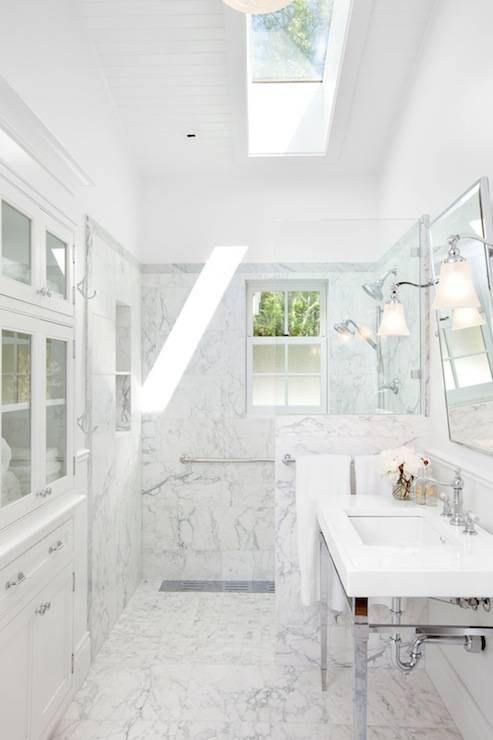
<box><xmin>1</xmin><ymin>200</ymin><xmax>32</xmax><ymax>287</ymax></box>
<box><xmin>1</xmin><ymin>329</ymin><xmax>32</xmax><ymax>508</ymax></box>
<box><xmin>45</xmin><ymin>337</ymin><xmax>67</xmax><ymax>486</ymax></box>
<box><xmin>46</xmin><ymin>231</ymin><xmax>68</xmax><ymax>300</ymax></box>
<box><xmin>0</xmin><ymin>178</ymin><xmax>74</xmax><ymax>316</ymax></box>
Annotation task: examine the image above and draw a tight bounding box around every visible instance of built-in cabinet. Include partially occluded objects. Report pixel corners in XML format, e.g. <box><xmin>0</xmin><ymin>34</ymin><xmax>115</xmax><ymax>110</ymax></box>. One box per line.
<box><xmin>0</xmin><ymin>169</ymin><xmax>84</xmax><ymax>740</ymax></box>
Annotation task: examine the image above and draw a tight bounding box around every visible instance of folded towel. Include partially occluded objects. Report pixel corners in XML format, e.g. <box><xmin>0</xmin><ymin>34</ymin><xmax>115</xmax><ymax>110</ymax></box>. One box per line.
<box><xmin>296</xmin><ymin>454</ymin><xmax>351</xmax><ymax>610</ymax></box>
<box><xmin>354</xmin><ymin>454</ymin><xmax>392</xmax><ymax>496</ymax></box>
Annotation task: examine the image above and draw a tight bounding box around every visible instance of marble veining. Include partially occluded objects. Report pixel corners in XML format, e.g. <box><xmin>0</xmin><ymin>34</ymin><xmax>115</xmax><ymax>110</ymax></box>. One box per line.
<box><xmin>52</xmin><ymin>582</ymin><xmax>461</xmax><ymax>740</ymax></box>
<box><xmin>85</xmin><ymin>218</ymin><xmax>142</xmax><ymax>657</ymax></box>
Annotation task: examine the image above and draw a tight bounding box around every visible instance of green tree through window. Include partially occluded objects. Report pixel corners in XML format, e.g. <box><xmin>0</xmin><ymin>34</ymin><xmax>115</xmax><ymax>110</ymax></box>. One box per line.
<box><xmin>251</xmin><ymin>0</ymin><xmax>334</xmax><ymax>82</ymax></box>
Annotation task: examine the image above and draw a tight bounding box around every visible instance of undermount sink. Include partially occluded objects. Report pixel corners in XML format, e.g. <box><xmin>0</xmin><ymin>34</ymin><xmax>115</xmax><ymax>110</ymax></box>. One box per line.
<box><xmin>348</xmin><ymin>514</ymin><xmax>451</xmax><ymax>547</ymax></box>
<box><xmin>316</xmin><ymin>495</ymin><xmax>493</xmax><ymax>597</ymax></box>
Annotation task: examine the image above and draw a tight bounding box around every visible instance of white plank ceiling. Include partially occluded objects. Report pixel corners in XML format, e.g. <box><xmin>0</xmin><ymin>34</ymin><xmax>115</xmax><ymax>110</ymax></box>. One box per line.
<box><xmin>77</xmin><ymin>0</ymin><xmax>234</xmax><ymax>172</ymax></box>
<box><xmin>77</xmin><ymin>0</ymin><xmax>436</xmax><ymax>176</ymax></box>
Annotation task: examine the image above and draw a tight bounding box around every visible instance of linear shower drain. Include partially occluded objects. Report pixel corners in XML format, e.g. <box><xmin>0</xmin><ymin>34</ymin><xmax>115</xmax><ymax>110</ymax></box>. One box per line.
<box><xmin>159</xmin><ymin>580</ymin><xmax>275</xmax><ymax>593</ymax></box>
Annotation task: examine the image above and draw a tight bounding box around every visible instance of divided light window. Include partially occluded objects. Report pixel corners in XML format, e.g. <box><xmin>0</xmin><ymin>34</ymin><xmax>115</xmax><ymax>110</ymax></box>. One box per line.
<box><xmin>250</xmin><ymin>0</ymin><xmax>334</xmax><ymax>83</ymax></box>
<box><xmin>247</xmin><ymin>281</ymin><xmax>327</xmax><ymax>413</ymax></box>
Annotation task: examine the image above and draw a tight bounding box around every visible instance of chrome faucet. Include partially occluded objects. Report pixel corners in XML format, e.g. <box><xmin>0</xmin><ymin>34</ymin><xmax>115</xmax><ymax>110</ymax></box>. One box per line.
<box><xmin>412</xmin><ymin>468</ymin><xmax>465</xmax><ymax>527</ymax></box>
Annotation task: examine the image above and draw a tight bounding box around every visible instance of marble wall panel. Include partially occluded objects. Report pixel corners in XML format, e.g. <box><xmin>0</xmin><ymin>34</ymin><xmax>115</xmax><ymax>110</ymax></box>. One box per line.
<box><xmin>86</xmin><ymin>218</ymin><xmax>142</xmax><ymax>657</ymax></box>
<box><xmin>141</xmin><ymin>269</ymin><xmax>276</xmax><ymax>582</ymax></box>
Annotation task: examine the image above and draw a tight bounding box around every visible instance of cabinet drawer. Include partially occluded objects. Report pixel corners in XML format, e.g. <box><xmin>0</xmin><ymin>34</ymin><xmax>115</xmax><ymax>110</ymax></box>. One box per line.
<box><xmin>0</xmin><ymin>519</ymin><xmax>73</xmax><ymax>620</ymax></box>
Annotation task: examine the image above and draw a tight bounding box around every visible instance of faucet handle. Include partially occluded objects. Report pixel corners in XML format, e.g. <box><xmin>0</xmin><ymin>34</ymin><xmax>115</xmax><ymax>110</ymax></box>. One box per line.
<box><xmin>439</xmin><ymin>492</ymin><xmax>452</xmax><ymax>518</ymax></box>
<box><xmin>463</xmin><ymin>511</ymin><xmax>479</xmax><ymax>536</ymax></box>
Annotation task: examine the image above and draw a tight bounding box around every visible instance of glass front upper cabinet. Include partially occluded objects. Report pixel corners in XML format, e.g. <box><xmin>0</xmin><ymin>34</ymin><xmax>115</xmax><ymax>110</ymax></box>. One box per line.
<box><xmin>0</xmin><ymin>180</ymin><xmax>74</xmax><ymax>316</ymax></box>
<box><xmin>0</xmin><ymin>313</ymin><xmax>73</xmax><ymax>520</ymax></box>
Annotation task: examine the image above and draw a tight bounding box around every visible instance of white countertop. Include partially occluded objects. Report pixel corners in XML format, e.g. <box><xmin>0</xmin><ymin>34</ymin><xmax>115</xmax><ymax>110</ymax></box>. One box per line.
<box><xmin>317</xmin><ymin>495</ymin><xmax>493</xmax><ymax>598</ymax></box>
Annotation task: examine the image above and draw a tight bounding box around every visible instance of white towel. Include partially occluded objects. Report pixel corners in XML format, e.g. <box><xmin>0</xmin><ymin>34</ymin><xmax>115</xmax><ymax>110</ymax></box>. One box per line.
<box><xmin>354</xmin><ymin>454</ymin><xmax>392</xmax><ymax>496</ymax></box>
<box><xmin>296</xmin><ymin>454</ymin><xmax>351</xmax><ymax>610</ymax></box>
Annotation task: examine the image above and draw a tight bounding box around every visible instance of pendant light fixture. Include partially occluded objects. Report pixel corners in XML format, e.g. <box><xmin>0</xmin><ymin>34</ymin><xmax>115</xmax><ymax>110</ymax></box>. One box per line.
<box><xmin>222</xmin><ymin>0</ymin><xmax>293</xmax><ymax>13</ymax></box>
<box><xmin>432</xmin><ymin>235</ymin><xmax>481</xmax><ymax>309</ymax></box>
<box><xmin>377</xmin><ymin>286</ymin><xmax>410</xmax><ymax>337</ymax></box>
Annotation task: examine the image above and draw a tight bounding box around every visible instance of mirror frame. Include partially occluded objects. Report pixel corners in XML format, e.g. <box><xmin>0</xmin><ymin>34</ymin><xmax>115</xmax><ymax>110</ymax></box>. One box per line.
<box><xmin>431</xmin><ymin>176</ymin><xmax>493</xmax><ymax>455</ymax></box>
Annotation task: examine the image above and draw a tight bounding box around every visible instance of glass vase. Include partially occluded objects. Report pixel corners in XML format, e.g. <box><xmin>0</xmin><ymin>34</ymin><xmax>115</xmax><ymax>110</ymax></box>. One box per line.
<box><xmin>392</xmin><ymin>473</ymin><xmax>413</xmax><ymax>501</ymax></box>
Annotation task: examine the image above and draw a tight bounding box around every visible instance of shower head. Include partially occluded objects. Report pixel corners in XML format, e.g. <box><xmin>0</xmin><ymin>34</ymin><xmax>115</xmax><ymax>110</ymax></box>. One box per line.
<box><xmin>333</xmin><ymin>320</ymin><xmax>355</xmax><ymax>336</ymax></box>
<box><xmin>333</xmin><ymin>319</ymin><xmax>377</xmax><ymax>351</ymax></box>
<box><xmin>362</xmin><ymin>268</ymin><xmax>398</xmax><ymax>302</ymax></box>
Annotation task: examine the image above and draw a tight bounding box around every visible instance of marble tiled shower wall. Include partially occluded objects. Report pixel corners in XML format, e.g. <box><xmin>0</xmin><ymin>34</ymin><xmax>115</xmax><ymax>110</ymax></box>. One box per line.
<box><xmin>86</xmin><ymin>219</ymin><xmax>142</xmax><ymax>657</ymax></box>
<box><xmin>141</xmin><ymin>268</ymin><xmax>275</xmax><ymax>582</ymax></box>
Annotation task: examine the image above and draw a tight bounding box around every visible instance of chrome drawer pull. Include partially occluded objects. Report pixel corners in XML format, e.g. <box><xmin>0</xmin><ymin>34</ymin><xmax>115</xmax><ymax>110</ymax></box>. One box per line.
<box><xmin>36</xmin><ymin>486</ymin><xmax>52</xmax><ymax>498</ymax></box>
<box><xmin>5</xmin><ymin>572</ymin><xmax>26</xmax><ymax>591</ymax></box>
<box><xmin>48</xmin><ymin>540</ymin><xmax>64</xmax><ymax>554</ymax></box>
<box><xmin>35</xmin><ymin>601</ymin><xmax>51</xmax><ymax>616</ymax></box>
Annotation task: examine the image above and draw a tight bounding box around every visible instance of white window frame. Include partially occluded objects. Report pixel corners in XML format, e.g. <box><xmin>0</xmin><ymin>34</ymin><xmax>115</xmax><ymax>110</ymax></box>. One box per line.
<box><xmin>246</xmin><ymin>280</ymin><xmax>327</xmax><ymax>415</ymax></box>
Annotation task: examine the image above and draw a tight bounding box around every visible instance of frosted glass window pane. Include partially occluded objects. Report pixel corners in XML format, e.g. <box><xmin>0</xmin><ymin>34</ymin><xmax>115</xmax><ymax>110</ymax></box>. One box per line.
<box><xmin>288</xmin><ymin>344</ymin><xmax>320</xmax><ymax>373</ymax></box>
<box><xmin>252</xmin><ymin>375</ymin><xmax>285</xmax><ymax>406</ymax></box>
<box><xmin>253</xmin><ymin>344</ymin><xmax>285</xmax><ymax>373</ymax></box>
<box><xmin>287</xmin><ymin>376</ymin><xmax>321</xmax><ymax>406</ymax></box>
<box><xmin>288</xmin><ymin>291</ymin><xmax>320</xmax><ymax>336</ymax></box>
<box><xmin>252</xmin><ymin>291</ymin><xmax>285</xmax><ymax>336</ymax></box>
<box><xmin>46</xmin><ymin>232</ymin><xmax>67</xmax><ymax>297</ymax></box>
<box><xmin>2</xmin><ymin>201</ymin><xmax>31</xmax><ymax>285</ymax></box>
<box><xmin>455</xmin><ymin>354</ymin><xmax>492</xmax><ymax>388</ymax></box>
<box><xmin>46</xmin><ymin>339</ymin><xmax>66</xmax><ymax>483</ymax></box>
<box><xmin>1</xmin><ymin>330</ymin><xmax>31</xmax><ymax>505</ymax></box>
<box><xmin>443</xmin><ymin>361</ymin><xmax>455</xmax><ymax>391</ymax></box>
<box><xmin>447</xmin><ymin>326</ymin><xmax>485</xmax><ymax>357</ymax></box>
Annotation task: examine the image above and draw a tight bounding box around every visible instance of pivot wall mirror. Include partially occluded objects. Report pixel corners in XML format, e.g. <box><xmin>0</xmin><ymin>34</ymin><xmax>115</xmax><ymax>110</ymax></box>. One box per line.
<box><xmin>431</xmin><ymin>178</ymin><xmax>493</xmax><ymax>455</ymax></box>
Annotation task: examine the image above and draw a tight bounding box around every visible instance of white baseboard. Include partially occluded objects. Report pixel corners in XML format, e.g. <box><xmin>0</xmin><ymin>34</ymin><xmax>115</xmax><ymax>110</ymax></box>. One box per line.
<box><xmin>427</xmin><ymin>647</ymin><xmax>493</xmax><ymax>740</ymax></box>
<box><xmin>73</xmin><ymin>630</ymin><xmax>91</xmax><ymax>691</ymax></box>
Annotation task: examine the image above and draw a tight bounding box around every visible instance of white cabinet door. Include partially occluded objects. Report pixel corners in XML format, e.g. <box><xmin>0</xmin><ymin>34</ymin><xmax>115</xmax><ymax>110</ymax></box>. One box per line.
<box><xmin>0</xmin><ymin>605</ymin><xmax>31</xmax><ymax>740</ymax></box>
<box><xmin>30</xmin><ymin>567</ymin><xmax>73</xmax><ymax>739</ymax></box>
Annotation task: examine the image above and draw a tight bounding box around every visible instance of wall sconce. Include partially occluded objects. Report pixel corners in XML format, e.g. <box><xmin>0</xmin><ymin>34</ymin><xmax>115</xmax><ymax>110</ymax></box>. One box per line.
<box><xmin>451</xmin><ymin>307</ymin><xmax>485</xmax><ymax>331</ymax></box>
<box><xmin>432</xmin><ymin>235</ymin><xmax>480</xmax><ymax>309</ymax></box>
<box><xmin>377</xmin><ymin>286</ymin><xmax>410</xmax><ymax>337</ymax></box>
<box><xmin>377</xmin><ymin>233</ymin><xmax>493</xmax><ymax>337</ymax></box>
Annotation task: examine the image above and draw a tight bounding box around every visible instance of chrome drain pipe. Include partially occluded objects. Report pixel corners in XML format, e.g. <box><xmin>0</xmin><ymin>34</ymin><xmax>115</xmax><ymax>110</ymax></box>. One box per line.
<box><xmin>390</xmin><ymin>598</ymin><xmax>486</xmax><ymax>673</ymax></box>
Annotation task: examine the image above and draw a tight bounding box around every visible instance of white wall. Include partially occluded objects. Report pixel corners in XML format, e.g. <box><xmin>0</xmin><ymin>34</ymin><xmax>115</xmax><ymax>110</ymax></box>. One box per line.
<box><xmin>379</xmin><ymin>2</ymin><xmax>493</xmax><ymax>737</ymax></box>
<box><xmin>0</xmin><ymin>0</ymin><xmax>139</xmax><ymax>254</ymax></box>
<box><xmin>140</xmin><ymin>171</ymin><xmax>382</xmax><ymax>264</ymax></box>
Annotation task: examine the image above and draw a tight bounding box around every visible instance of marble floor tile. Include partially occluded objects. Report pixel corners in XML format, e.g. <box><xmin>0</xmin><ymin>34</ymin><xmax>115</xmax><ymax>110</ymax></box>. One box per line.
<box><xmin>53</xmin><ymin>585</ymin><xmax>463</xmax><ymax>740</ymax></box>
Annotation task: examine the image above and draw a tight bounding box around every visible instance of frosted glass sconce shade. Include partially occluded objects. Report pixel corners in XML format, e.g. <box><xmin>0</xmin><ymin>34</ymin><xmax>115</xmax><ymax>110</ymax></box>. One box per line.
<box><xmin>451</xmin><ymin>306</ymin><xmax>485</xmax><ymax>331</ymax></box>
<box><xmin>378</xmin><ymin>301</ymin><xmax>410</xmax><ymax>337</ymax></box>
<box><xmin>432</xmin><ymin>260</ymin><xmax>480</xmax><ymax>309</ymax></box>
<box><xmin>223</xmin><ymin>0</ymin><xmax>293</xmax><ymax>12</ymax></box>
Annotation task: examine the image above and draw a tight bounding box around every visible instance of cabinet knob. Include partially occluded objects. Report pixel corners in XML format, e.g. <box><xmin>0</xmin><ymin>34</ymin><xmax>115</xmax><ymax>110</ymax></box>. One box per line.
<box><xmin>5</xmin><ymin>571</ymin><xmax>26</xmax><ymax>591</ymax></box>
<box><xmin>36</xmin><ymin>486</ymin><xmax>52</xmax><ymax>498</ymax></box>
<box><xmin>35</xmin><ymin>601</ymin><xmax>52</xmax><ymax>616</ymax></box>
<box><xmin>48</xmin><ymin>540</ymin><xmax>64</xmax><ymax>554</ymax></box>
<box><xmin>37</xmin><ymin>287</ymin><xmax>52</xmax><ymax>298</ymax></box>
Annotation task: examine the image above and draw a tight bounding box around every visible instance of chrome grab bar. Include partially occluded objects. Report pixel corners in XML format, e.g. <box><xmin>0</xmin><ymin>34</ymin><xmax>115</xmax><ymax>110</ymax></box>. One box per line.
<box><xmin>143</xmin><ymin>454</ymin><xmax>295</xmax><ymax>496</ymax></box>
<box><xmin>179</xmin><ymin>454</ymin><xmax>296</xmax><ymax>465</ymax></box>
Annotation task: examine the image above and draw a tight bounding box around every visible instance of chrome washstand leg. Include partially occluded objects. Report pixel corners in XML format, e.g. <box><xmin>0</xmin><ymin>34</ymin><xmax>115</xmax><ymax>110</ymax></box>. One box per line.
<box><xmin>320</xmin><ymin>531</ymin><xmax>329</xmax><ymax>692</ymax></box>
<box><xmin>352</xmin><ymin>598</ymin><xmax>369</xmax><ymax>740</ymax></box>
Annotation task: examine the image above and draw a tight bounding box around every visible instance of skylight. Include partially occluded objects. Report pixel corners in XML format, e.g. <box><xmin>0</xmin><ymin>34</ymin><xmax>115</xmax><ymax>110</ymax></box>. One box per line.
<box><xmin>250</xmin><ymin>0</ymin><xmax>334</xmax><ymax>83</ymax></box>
